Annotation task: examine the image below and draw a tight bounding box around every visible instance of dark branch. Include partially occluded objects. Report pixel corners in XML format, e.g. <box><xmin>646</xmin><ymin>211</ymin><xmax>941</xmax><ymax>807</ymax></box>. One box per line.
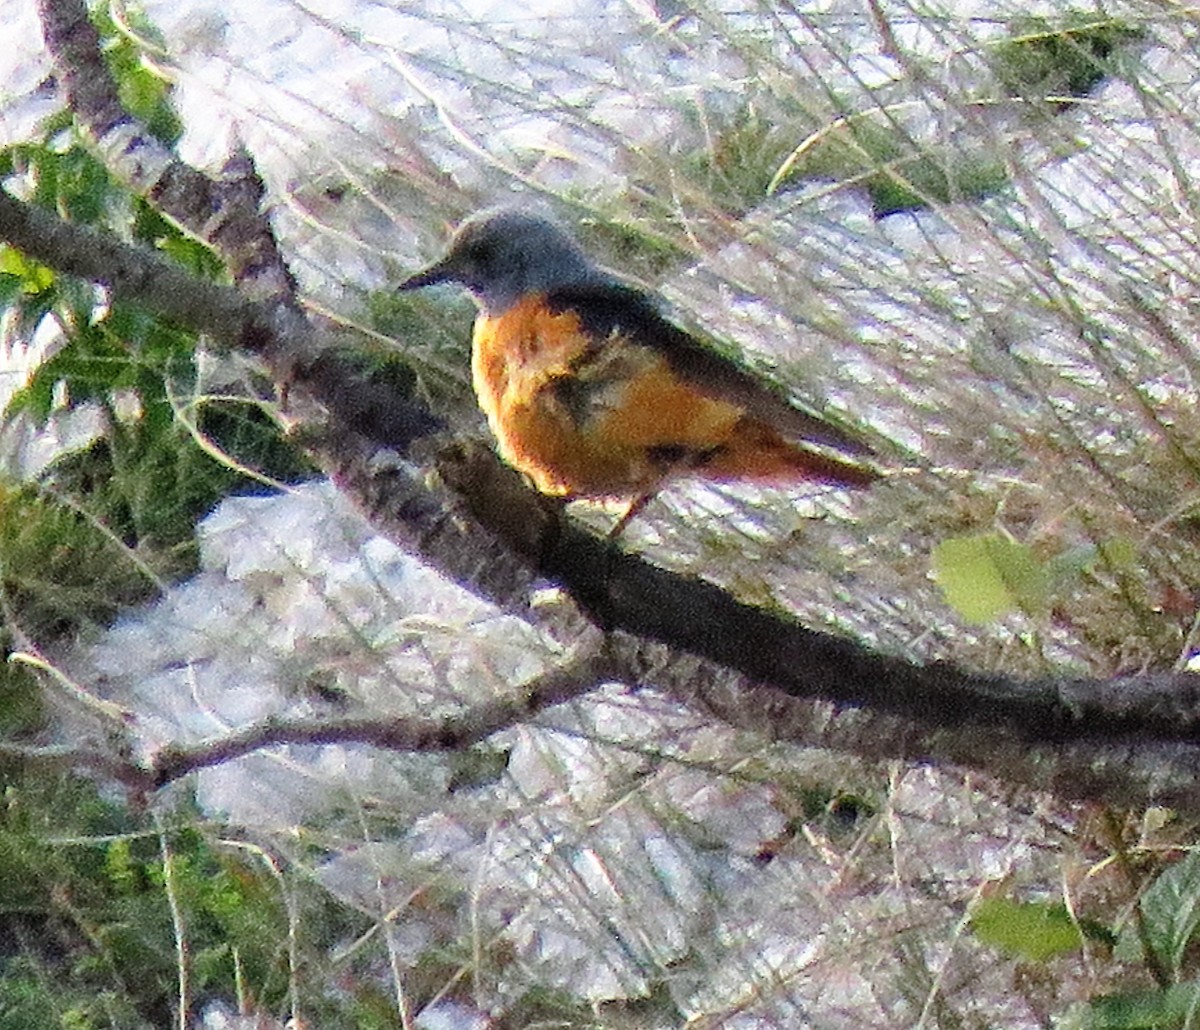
<box><xmin>541</xmin><ymin>522</ymin><xmax>1200</xmax><ymax>745</ymax></box>
<box><xmin>0</xmin><ymin>190</ymin><xmax>253</xmax><ymax>337</ymax></box>
<box><xmin>37</xmin><ymin>0</ymin><xmax>298</xmax><ymax>302</ymax></box>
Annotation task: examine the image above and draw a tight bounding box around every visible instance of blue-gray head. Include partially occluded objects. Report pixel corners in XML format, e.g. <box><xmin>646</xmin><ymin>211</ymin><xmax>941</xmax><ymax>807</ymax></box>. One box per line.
<box><xmin>398</xmin><ymin>208</ymin><xmax>605</xmax><ymax>315</ymax></box>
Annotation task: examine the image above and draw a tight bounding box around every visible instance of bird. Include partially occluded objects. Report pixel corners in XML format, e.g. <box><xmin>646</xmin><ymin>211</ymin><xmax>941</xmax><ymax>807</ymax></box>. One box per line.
<box><xmin>398</xmin><ymin>208</ymin><xmax>878</xmax><ymax>532</ymax></box>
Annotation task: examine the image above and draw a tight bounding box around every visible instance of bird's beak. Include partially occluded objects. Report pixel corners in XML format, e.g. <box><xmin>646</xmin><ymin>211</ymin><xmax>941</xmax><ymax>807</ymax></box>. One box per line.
<box><xmin>397</xmin><ymin>255</ymin><xmax>458</xmax><ymax>291</ymax></box>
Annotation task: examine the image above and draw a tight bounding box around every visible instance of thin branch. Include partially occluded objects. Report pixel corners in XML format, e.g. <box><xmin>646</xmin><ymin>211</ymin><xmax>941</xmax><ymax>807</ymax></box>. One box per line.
<box><xmin>148</xmin><ymin>645</ymin><xmax>616</xmax><ymax>789</ymax></box>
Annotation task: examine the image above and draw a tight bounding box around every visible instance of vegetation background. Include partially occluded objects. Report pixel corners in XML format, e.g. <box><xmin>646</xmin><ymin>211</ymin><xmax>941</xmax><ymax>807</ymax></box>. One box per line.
<box><xmin>2</xmin><ymin>0</ymin><xmax>1200</xmax><ymax>1027</ymax></box>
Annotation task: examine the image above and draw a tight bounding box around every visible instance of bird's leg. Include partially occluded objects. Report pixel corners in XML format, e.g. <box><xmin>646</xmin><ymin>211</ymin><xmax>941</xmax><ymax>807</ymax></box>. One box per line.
<box><xmin>608</xmin><ymin>492</ymin><xmax>655</xmax><ymax>540</ymax></box>
<box><xmin>607</xmin><ymin>447</ymin><xmax>717</xmax><ymax>540</ymax></box>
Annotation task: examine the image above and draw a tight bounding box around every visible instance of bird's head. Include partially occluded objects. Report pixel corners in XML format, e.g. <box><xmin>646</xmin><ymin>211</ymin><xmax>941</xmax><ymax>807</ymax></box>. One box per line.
<box><xmin>398</xmin><ymin>208</ymin><xmax>602</xmax><ymax>315</ymax></box>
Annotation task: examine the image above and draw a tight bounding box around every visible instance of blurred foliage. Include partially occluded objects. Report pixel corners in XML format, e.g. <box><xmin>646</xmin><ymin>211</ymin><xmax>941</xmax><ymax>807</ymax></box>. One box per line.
<box><xmin>678</xmin><ymin>98</ymin><xmax>805</xmax><ymax>215</ymax></box>
<box><xmin>0</xmin><ymin>36</ymin><xmax>314</xmax><ymax>1026</ymax></box>
<box><xmin>1086</xmin><ymin>983</ymin><xmax>1200</xmax><ymax>1030</ymax></box>
<box><xmin>0</xmin><ymin>662</ymin><xmax>44</xmax><ymax>741</ymax></box>
<box><xmin>94</xmin><ymin>6</ymin><xmax>184</xmax><ymax>146</ymax></box>
<box><xmin>0</xmin><ymin>236</ymin><xmax>312</xmax><ymax>614</ymax></box>
<box><xmin>364</xmin><ymin>286</ymin><xmax>475</xmax><ymax>414</ymax></box>
<box><xmin>574</xmin><ymin>211</ymin><xmax>690</xmax><ymax>281</ymax></box>
<box><xmin>769</xmin><ymin>112</ymin><xmax>1011</xmax><ymax>217</ymax></box>
<box><xmin>675</xmin><ymin>67</ymin><xmax>1015</xmax><ymax>217</ymax></box>
<box><xmin>0</xmin><ymin>108</ymin><xmax>311</xmax><ymax>641</ymax></box>
<box><xmin>0</xmin><ymin>770</ymin><xmax>352</xmax><ymax>1029</ymax></box>
<box><xmin>1071</xmin><ymin>843</ymin><xmax>1200</xmax><ymax>1028</ymax></box>
<box><xmin>688</xmin><ymin>14</ymin><xmax>1147</xmax><ymax>217</ymax></box>
<box><xmin>0</xmin><ymin>482</ymin><xmax>158</xmax><ymax>642</ymax></box>
<box><xmin>990</xmin><ymin>15</ymin><xmax>1146</xmax><ymax>109</ymax></box>
<box><xmin>1116</xmin><ymin>850</ymin><xmax>1200</xmax><ymax>980</ymax></box>
<box><xmin>1089</xmin><ymin>864</ymin><xmax>1200</xmax><ymax>1024</ymax></box>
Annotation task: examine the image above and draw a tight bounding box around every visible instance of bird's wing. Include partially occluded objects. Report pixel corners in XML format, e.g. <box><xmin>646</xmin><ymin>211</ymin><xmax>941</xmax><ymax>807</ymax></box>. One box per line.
<box><xmin>545</xmin><ymin>283</ymin><xmax>874</xmax><ymax>457</ymax></box>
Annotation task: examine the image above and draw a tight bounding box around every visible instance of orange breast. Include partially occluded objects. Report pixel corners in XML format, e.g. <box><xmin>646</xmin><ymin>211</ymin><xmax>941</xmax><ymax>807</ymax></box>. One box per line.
<box><xmin>472</xmin><ymin>294</ymin><xmax>742</xmax><ymax>497</ymax></box>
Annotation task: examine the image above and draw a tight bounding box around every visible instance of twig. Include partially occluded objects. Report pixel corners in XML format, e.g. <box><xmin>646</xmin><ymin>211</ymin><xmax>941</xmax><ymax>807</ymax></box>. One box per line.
<box><xmin>148</xmin><ymin>646</ymin><xmax>617</xmax><ymax>788</ymax></box>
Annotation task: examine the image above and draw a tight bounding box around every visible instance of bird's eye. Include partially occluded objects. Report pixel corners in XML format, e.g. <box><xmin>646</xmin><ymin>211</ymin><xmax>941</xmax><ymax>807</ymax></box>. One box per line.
<box><xmin>466</xmin><ymin>240</ymin><xmax>496</xmax><ymax>266</ymax></box>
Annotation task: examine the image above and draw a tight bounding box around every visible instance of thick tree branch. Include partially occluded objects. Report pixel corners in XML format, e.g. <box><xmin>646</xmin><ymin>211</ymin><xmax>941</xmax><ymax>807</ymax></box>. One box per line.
<box><xmin>546</xmin><ymin>527</ymin><xmax>1200</xmax><ymax>744</ymax></box>
<box><xmin>6</xmin><ymin>185</ymin><xmax>1200</xmax><ymax>811</ymax></box>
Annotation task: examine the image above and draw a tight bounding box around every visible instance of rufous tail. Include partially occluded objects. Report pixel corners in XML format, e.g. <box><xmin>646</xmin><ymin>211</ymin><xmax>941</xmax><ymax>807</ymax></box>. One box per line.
<box><xmin>700</xmin><ymin>419</ymin><xmax>879</xmax><ymax>488</ymax></box>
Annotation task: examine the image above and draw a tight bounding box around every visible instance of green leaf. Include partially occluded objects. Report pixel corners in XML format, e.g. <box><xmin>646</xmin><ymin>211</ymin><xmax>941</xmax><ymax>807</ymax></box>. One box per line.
<box><xmin>931</xmin><ymin>532</ymin><xmax>1048</xmax><ymax>624</ymax></box>
<box><xmin>970</xmin><ymin>896</ymin><xmax>1085</xmax><ymax>961</ymax></box>
<box><xmin>0</xmin><ymin>246</ymin><xmax>55</xmax><ymax>293</ymax></box>
<box><xmin>1087</xmin><ymin>982</ymin><xmax>1200</xmax><ymax>1029</ymax></box>
<box><xmin>1121</xmin><ymin>850</ymin><xmax>1200</xmax><ymax>977</ymax></box>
